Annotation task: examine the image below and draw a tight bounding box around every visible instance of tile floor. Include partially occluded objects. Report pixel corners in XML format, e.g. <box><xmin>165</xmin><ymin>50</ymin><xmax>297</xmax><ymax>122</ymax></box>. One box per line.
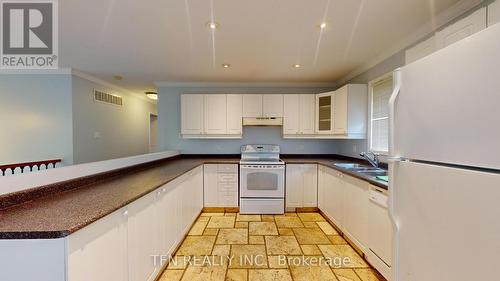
<box><xmin>159</xmin><ymin>212</ymin><xmax>386</xmax><ymax>281</ymax></box>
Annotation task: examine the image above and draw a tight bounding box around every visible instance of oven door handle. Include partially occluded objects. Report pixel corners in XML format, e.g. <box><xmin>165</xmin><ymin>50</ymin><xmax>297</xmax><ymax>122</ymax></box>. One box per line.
<box><xmin>240</xmin><ymin>165</ymin><xmax>285</xmax><ymax>170</ymax></box>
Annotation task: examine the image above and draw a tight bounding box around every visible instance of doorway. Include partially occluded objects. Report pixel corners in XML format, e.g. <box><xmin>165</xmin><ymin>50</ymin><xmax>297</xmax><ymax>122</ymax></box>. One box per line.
<box><xmin>149</xmin><ymin>113</ymin><xmax>158</xmax><ymax>153</ymax></box>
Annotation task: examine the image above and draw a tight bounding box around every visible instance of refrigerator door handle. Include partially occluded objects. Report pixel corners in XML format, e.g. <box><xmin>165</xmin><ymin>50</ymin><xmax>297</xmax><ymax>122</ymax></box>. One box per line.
<box><xmin>389</xmin><ymin>68</ymin><xmax>402</xmax><ymax>159</ymax></box>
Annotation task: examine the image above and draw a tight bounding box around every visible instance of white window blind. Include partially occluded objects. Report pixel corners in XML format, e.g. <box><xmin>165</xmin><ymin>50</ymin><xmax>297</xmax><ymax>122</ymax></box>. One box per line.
<box><xmin>370</xmin><ymin>78</ymin><xmax>392</xmax><ymax>153</ymax></box>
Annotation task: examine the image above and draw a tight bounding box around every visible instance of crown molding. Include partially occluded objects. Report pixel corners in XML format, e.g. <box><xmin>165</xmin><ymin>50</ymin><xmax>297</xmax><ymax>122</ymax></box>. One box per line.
<box><xmin>154</xmin><ymin>81</ymin><xmax>338</xmax><ymax>88</ymax></box>
<box><xmin>336</xmin><ymin>0</ymin><xmax>483</xmax><ymax>85</ymax></box>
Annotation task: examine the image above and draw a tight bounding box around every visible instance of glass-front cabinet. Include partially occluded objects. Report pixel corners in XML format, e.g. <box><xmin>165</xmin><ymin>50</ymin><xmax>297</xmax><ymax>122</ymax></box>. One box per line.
<box><xmin>315</xmin><ymin>91</ymin><xmax>335</xmax><ymax>134</ymax></box>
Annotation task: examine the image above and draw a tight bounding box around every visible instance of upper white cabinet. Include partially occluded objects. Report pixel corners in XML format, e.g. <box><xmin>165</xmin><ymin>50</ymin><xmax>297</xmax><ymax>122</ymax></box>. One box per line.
<box><xmin>242</xmin><ymin>95</ymin><xmax>263</xmax><ymax>117</ymax></box>
<box><xmin>315</xmin><ymin>91</ymin><xmax>335</xmax><ymax>134</ymax></box>
<box><xmin>285</xmin><ymin>164</ymin><xmax>318</xmax><ymax>209</ymax></box>
<box><xmin>263</xmin><ymin>94</ymin><xmax>283</xmax><ymax>117</ymax></box>
<box><xmin>181</xmin><ymin>94</ymin><xmax>204</xmax><ymax>135</ymax></box>
<box><xmin>283</xmin><ymin>94</ymin><xmax>315</xmax><ymax>136</ymax></box>
<box><xmin>181</xmin><ymin>94</ymin><xmax>242</xmax><ymax>138</ymax></box>
<box><xmin>405</xmin><ymin>35</ymin><xmax>436</xmax><ymax>64</ymax></box>
<box><xmin>316</xmin><ymin>85</ymin><xmax>367</xmax><ymax>138</ymax></box>
<box><xmin>436</xmin><ymin>8</ymin><xmax>486</xmax><ymax>49</ymax></box>
<box><xmin>227</xmin><ymin>95</ymin><xmax>243</xmax><ymax>135</ymax></box>
<box><xmin>204</xmin><ymin>95</ymin><xmax>227</xmax><ymax>135</ymax></box>
<box><xmin>489</xmin><ymin>0</ymin><xmax>500</xmax><ymax>26</ymax></box>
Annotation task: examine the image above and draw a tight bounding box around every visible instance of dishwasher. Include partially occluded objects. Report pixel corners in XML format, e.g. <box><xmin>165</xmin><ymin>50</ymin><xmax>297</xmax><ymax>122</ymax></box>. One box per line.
<box><xmin>366</xmin><ymin>185</ymin><xmax>393</xmax><ymax>280</ymax></box>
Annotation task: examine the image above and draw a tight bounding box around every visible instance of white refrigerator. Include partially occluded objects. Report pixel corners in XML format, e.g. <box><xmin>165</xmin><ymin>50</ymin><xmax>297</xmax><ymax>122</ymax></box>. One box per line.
<box><xmin>389</xmin><ymin>23</ymin><xmax>500</xmax><ymax>280</ymax></box>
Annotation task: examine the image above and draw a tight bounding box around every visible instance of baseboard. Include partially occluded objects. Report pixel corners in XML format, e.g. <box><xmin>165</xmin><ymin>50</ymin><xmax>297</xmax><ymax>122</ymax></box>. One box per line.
<box><xmin>202</xmin><ymin>207</ymin><xmax>239</xmax><ymax>213</ymax></box>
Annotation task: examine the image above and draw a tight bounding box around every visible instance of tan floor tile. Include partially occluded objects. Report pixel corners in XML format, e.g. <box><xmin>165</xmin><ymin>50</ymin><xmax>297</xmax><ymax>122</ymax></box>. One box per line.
<box><xmin>216</xmin><ymin>228</ymin><xmax>248</xmax><ymax>244</ymax></box>
<box><xmin>201</xmin><ymin>212</ymin><xmax>225</xmax><ymax>217</ymax></box>
<box><xmin>188</xmin><ymin>220</ymin><xmax>208</xmax><ymax>235</ymax></box>
<box><xmin>212</xmin><ymin>245</ymin><xmax>231</xmax><ymax>256</ymax></box>
<box><xmin>268</xmin><ymin>255</ymin><xmax>288</xmax><ymax>268</ymax></box>
<box><xmin>226</xmin><ymin>269</ymin><xmax>247</xmax><ymax>281</ymax></box>
<box><xmin>317</xmin><ymin>221</ymin><xmax>339</xmax><ymax>235</ymax></box>
<box><xmin>303</xmin><ymin>221</ymin><xmax>320</xmax><ymax>228</ymax></box>
<box><xmin>203</xmin><ymin>228</ymin><xmax>219</xmax><ymax>236</ymax></box>
<box><xmin>197</xmin><ymin>216</ymin><xmax>210</xmax><ymax>222</ymax></box>
<box><xmin>248</xmin><ymin>269</ymin><xmax>292</xmax><ymax>281</ymax></box>
<box><xmin>289</xmin><ymin>264</ymin><xmax>337</xmax><ymax>281</ymax></box>
<box><xmin>278</xmin><ymin>228</ymin><xmax>295</xmax><ymax>235</ymax></box>
<box><xmin>300</xmin><ymin>245</ymin><xmax>323</xmax><ymax>255</ymax></box>
<box><xmin>285</xmin><ymin>212</ymin><xmax>298</xmax><ymax>217</ymax></box>
<box><xmin>328</xmin><ymin>235</ymin><xmax>348</xmax><ymax>245</ymax></box>
<box><xmin>181</xmin><ymin>262</ymin><xmax>227</xmax><ymax>281</ymax></box>
<box><xmin>297</xmin><ymin>212</ymin><xmax>326</xmax><ymax>222</ymax></box>
<box><xmin>293</xmin><ymin>228</ymin><xmax>331</xmax><ymax>244</ymax></box>
<box><xmin>318</xmin><ymin>245</ymin><xmax>369</xmax><ymax>268</ymax></box>
<box><xmin>176</xmin><ymin>236</ymin><xmax>216</xmax><ymax>256</ymax></box>
<box><xmin>167</xmin><ymin>256</ymin><xmax>190</xmax><ymax>270</ymax></box>
<box><xmin>275</xmin><ymin>216</ymin><xmax>304</xmax><ymax>228</ymax></box>
<box><xmin>207</xmin><ymin>216</ymin><xmax>236</xmax><ymax>228</ymax></box>
<box><xmin>261</xmin><ymin>215</ymin><xmax>275</xmax><ymax>222</ymax></box>
<box><xmin>249</xmin><ymin>235</ymin><xmax>265</xmax><ymax>244</ymax></box>
<box><xmin>159</xmin><ymin>269</ymin><xmax>184</xmax><ymax>281</ymax></box>
<box><xmin>236</xmin><ymin>214</ymin><xmax>261</xmax><ymax>221</ymax></box>
<box><xmin>333</xmin><ymin>269</ymin><xmax>362</xmax><ymax>281</ymax></box>
<box><xmin>265</xmin><ymin>236</ymin><xmax>302</xmax><ymax>255</ymax></box>
<box><xmin>249</xmin><ymin>222</ymin><xmax>278</xmax><ymax>235</ymax></box>
<box><xmin>354</xmin><ymin>268</ymin><xmax>386</xmax><ymax>281</ymax></box>
<box><xmin>235</xmin><ymin>221</ymin><xmax>248</xmax><ymax>228</ymax></box>
<box><xmin>230</xmin><ymin>245</ymin><xmax>268</xmax><ymax>268</ymax></box>
<box><xmin>225</xmin><ymin>212</ymin><xmax>237</xmax><ymax>216</ymax></box>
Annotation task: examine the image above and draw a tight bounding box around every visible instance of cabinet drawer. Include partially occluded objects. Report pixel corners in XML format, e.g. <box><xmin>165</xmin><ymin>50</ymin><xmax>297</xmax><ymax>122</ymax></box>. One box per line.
<box><xmin>218</xmin><ymin>164</ymin><xmax>238</xmax><ymax>173</ymax></box>
<box><xmin>218</xmin><ymin>192</ymin><xmax>238</xmax><ymax>206</ymax></box>
<box><xmin>218</xmin><ymin>183</ymin><xmax>238</xmax><ymax>192</ymax></box>
<box><xmin>218</xmin><ymin>173</ymin><xmax>238</xmax><ymax>183</ymax></box>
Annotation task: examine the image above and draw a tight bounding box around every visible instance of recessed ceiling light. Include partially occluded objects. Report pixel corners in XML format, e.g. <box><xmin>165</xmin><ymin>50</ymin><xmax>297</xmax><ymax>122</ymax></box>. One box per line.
<box><xmin>222</xmin><ymin>63</ymin><xmax>230</xmax><ymax>68</ymax></box>
<box><xmin>293</xmin><ymin>64</ymin><xmax>301</xmax><ymax>68</ymax></box>
<box><xmin>145</xmin><ymin>91</ymin><xmax>158</xmax><ymax>100</ymax></box>
<box><xmin>319</xmin><ymin>22</ymin><xmax>327</xmax><ymax>29</ymax></box>
<box><xmin>207</xmin><ymin>21</ymin><xmax>219</xmax><ymax>30</ymax></box>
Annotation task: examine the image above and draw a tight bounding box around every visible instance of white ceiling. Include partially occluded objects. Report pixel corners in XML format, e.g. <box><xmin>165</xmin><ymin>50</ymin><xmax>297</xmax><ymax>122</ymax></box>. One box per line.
<box><xmin>59</xmin><ymin>0</ymin><xmax>466</xmax><ymax>92</ymax></box>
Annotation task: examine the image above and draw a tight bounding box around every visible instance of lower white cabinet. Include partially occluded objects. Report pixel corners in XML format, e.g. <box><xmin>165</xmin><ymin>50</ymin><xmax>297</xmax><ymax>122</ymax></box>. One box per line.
<box><xmin>66</xmin><ymin>166</ymin><xmax>204</xmax><ymax>281</ymax></box>
<box><xmin>204</xmin><ymin>164</ymin><xmax>238</xmax><ymax>207</ymax></box>
<box><xmin>489</xmin><ymin>0</ymin><xmax>500</xmax><ymax>26</ymax></box>
<box><xmin>342</xmin><ymin>174</ymin><xmax>369</xmax><ymax>253</ymax></box>
<box><xmin>285</xmin><ymin>164</ymin><xmax>318</xmax><ymax>209</ymax></box>
<box><xmin>319</xmin><ymin>167</ymin><xmax>345</xmax><ymax>229</ymax></box>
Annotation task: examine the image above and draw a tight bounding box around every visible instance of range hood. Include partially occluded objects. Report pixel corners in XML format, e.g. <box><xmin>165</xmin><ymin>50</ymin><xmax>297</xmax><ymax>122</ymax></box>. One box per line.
<box><xmin>243</xmin><ymin>117</ymin><xmax>283</xmax><ymax>126</ymax></box>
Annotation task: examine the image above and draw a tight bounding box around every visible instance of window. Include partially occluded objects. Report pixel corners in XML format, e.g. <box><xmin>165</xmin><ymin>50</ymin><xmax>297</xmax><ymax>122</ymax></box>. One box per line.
<box><xmin>369</xmin><ymin>75</ymin><xmax>392</xmax><ymax>154</ymax></box>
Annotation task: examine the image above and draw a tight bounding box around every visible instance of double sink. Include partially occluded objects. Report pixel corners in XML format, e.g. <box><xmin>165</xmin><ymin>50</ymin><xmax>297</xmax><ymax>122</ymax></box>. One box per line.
<box><xmin>334</xmin><ymin>163</ymin><xmax>388</xmax><ymax>182</ymax></box>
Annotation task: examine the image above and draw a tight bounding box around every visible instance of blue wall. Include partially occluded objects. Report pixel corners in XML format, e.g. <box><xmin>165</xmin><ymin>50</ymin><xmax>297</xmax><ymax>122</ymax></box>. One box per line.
<box><xmin>157</xmin><ymin>85</ymin><xmax>342</xmax><ymax>154</ymax></box>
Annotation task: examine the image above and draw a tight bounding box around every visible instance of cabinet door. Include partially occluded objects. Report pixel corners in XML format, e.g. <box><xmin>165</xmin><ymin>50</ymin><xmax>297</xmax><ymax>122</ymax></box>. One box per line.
<box><xmin>316</xmin><ymin>92</ymin><xmax>334</xmax><ymax>134</ymax></box>
<box><xmin>181</xmin><ymin>95</ymin><xmax>204</xmax><ymax>135</ymax></box>
<box><xmin>285</xmin><ymin>164</ymin><xmax>302</xmax><ymax>208</ymax></box>
<box><xmin>128</xmin><ymin>191</ymin><xmax>160</xmax><ymax>281</ymax></box>
<box><xmin>324</xmin><ymin>170</ymin><xmax>344</xmax><ymax>229</ymax></box>
<box><xmin>367</xmin><ymin>185</ymin><xmax>393</xmax><ymax>266</ymax></box>
<box><xmin>317</xmin><ymin>166</ymin><xmax>325</xmax><ymax>210</ymax></box>
<box><xmin>489</xmin><ymin>0</ymin><xmax>500</xmax><ymax>26</ymax></box>
<box><xmin>405</xmin><ymin>35</ymin><xmax>436</xmax><ymax>64</ymax></box>
<box><xmin>242</xmin><ymin>95</ymin><xmax>262</xmax><ymax>117</ymax></box>
<box><xmin>203</xmin><ymin>164</ymin><xmax>218</xmax><ymax>207</ymax></box>
<box><xmin>263</xmin><ymin>94</ymin><xmax>283</xmax><ymax>117</ymax></box>
<box><xmin>158</xmin><ymin>182</ymin><xmax>180</xmax><ymax>257</ymax></box>
<box><xmin>334</xmin><ymin>87</ymin><xmax>348</xmax><ymax>135</ymax></box>
<box><xmin>342</xmin><ymin>174</ymin><xmax>369</xmax><ymax>252</ymax></box>
<box><xmin>283</xmin><ymin>95</ymin><xmax>300</xmax><ymax>135</ymax></box>
<box><xmin>299</xmin><ymin>95</ymin><xmax>315</xmax><ymax>134</ymax></box>
<box><xmin>67</xmin><ymin>208</ymin><xmax>128</xmax><ymax>281</ymax></box>
<box><xmin>436</xmin><ymin>8</ymin><xmax>486</xmax><ymax>49</ymax></box>
<box><xmin>227</xmin><ymin>94</ymin><xmax>243</xmax><ymax>135</ymax></box>
<box><xmin>204</xmin><ymin>95</ymin><xmax>227</xmax><ymax>134</ymax></box>
<box><xmin>302</xmin><ymin>164</ymin><xmax>318</xmax><ymax>207</ymax></box>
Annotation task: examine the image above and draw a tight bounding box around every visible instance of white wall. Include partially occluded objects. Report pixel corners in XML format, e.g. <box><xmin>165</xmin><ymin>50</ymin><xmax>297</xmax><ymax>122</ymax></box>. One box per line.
<box><xmin>157</xmin><ymin>86</ymin><xmax>340</xmax><ymax>155</ymax></box>
<box><xmin>0</xmin><ymin>74</ymin><xmax>74</xmax><ymax>166</ymax></box>
<box><xmin>72</xmin><ymin>76</ymin><xmax>157</xmax><ymax>164</ymax></box>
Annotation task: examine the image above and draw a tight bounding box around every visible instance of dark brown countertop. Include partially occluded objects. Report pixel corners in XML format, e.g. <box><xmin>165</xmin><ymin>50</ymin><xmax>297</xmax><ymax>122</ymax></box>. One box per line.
<box><xmin>0</xmin><ymin>155</ymin><xmax>386</xmax><ymax>239</ymax></box>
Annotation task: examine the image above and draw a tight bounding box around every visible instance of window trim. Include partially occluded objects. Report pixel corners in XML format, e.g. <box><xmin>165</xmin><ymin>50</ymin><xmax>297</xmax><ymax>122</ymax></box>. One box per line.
<box><xmin>368</xmin><ymin>72</ymin><xmax>393</xmax><ymax>156</ymax></box>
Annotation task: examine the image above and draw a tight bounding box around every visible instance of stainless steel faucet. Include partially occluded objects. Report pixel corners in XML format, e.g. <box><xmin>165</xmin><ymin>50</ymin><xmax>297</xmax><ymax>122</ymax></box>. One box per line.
<box><xmin>360</xmin><ymin>152</ymin><xmax>380</xmax><ymax>168</ymax></box>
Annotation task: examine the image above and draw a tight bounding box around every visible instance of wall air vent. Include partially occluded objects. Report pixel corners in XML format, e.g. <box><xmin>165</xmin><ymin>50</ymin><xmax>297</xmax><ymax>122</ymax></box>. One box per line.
<box><xmin>93</xmin><ymin>89</ymin><xmax>123</xmax><ymax>106</ymax></box>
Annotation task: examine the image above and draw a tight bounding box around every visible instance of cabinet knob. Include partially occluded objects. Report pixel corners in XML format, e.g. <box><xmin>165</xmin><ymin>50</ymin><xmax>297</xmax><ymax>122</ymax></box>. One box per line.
<box><xmin>162</xmin><ymin>188</ymin><xmax>166</xmax><ymax>192</ymax></box>
<box><xmin>123</xmin><ymin>210</ymin><xmax>129</xmax><ymax>217</ymax></box>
